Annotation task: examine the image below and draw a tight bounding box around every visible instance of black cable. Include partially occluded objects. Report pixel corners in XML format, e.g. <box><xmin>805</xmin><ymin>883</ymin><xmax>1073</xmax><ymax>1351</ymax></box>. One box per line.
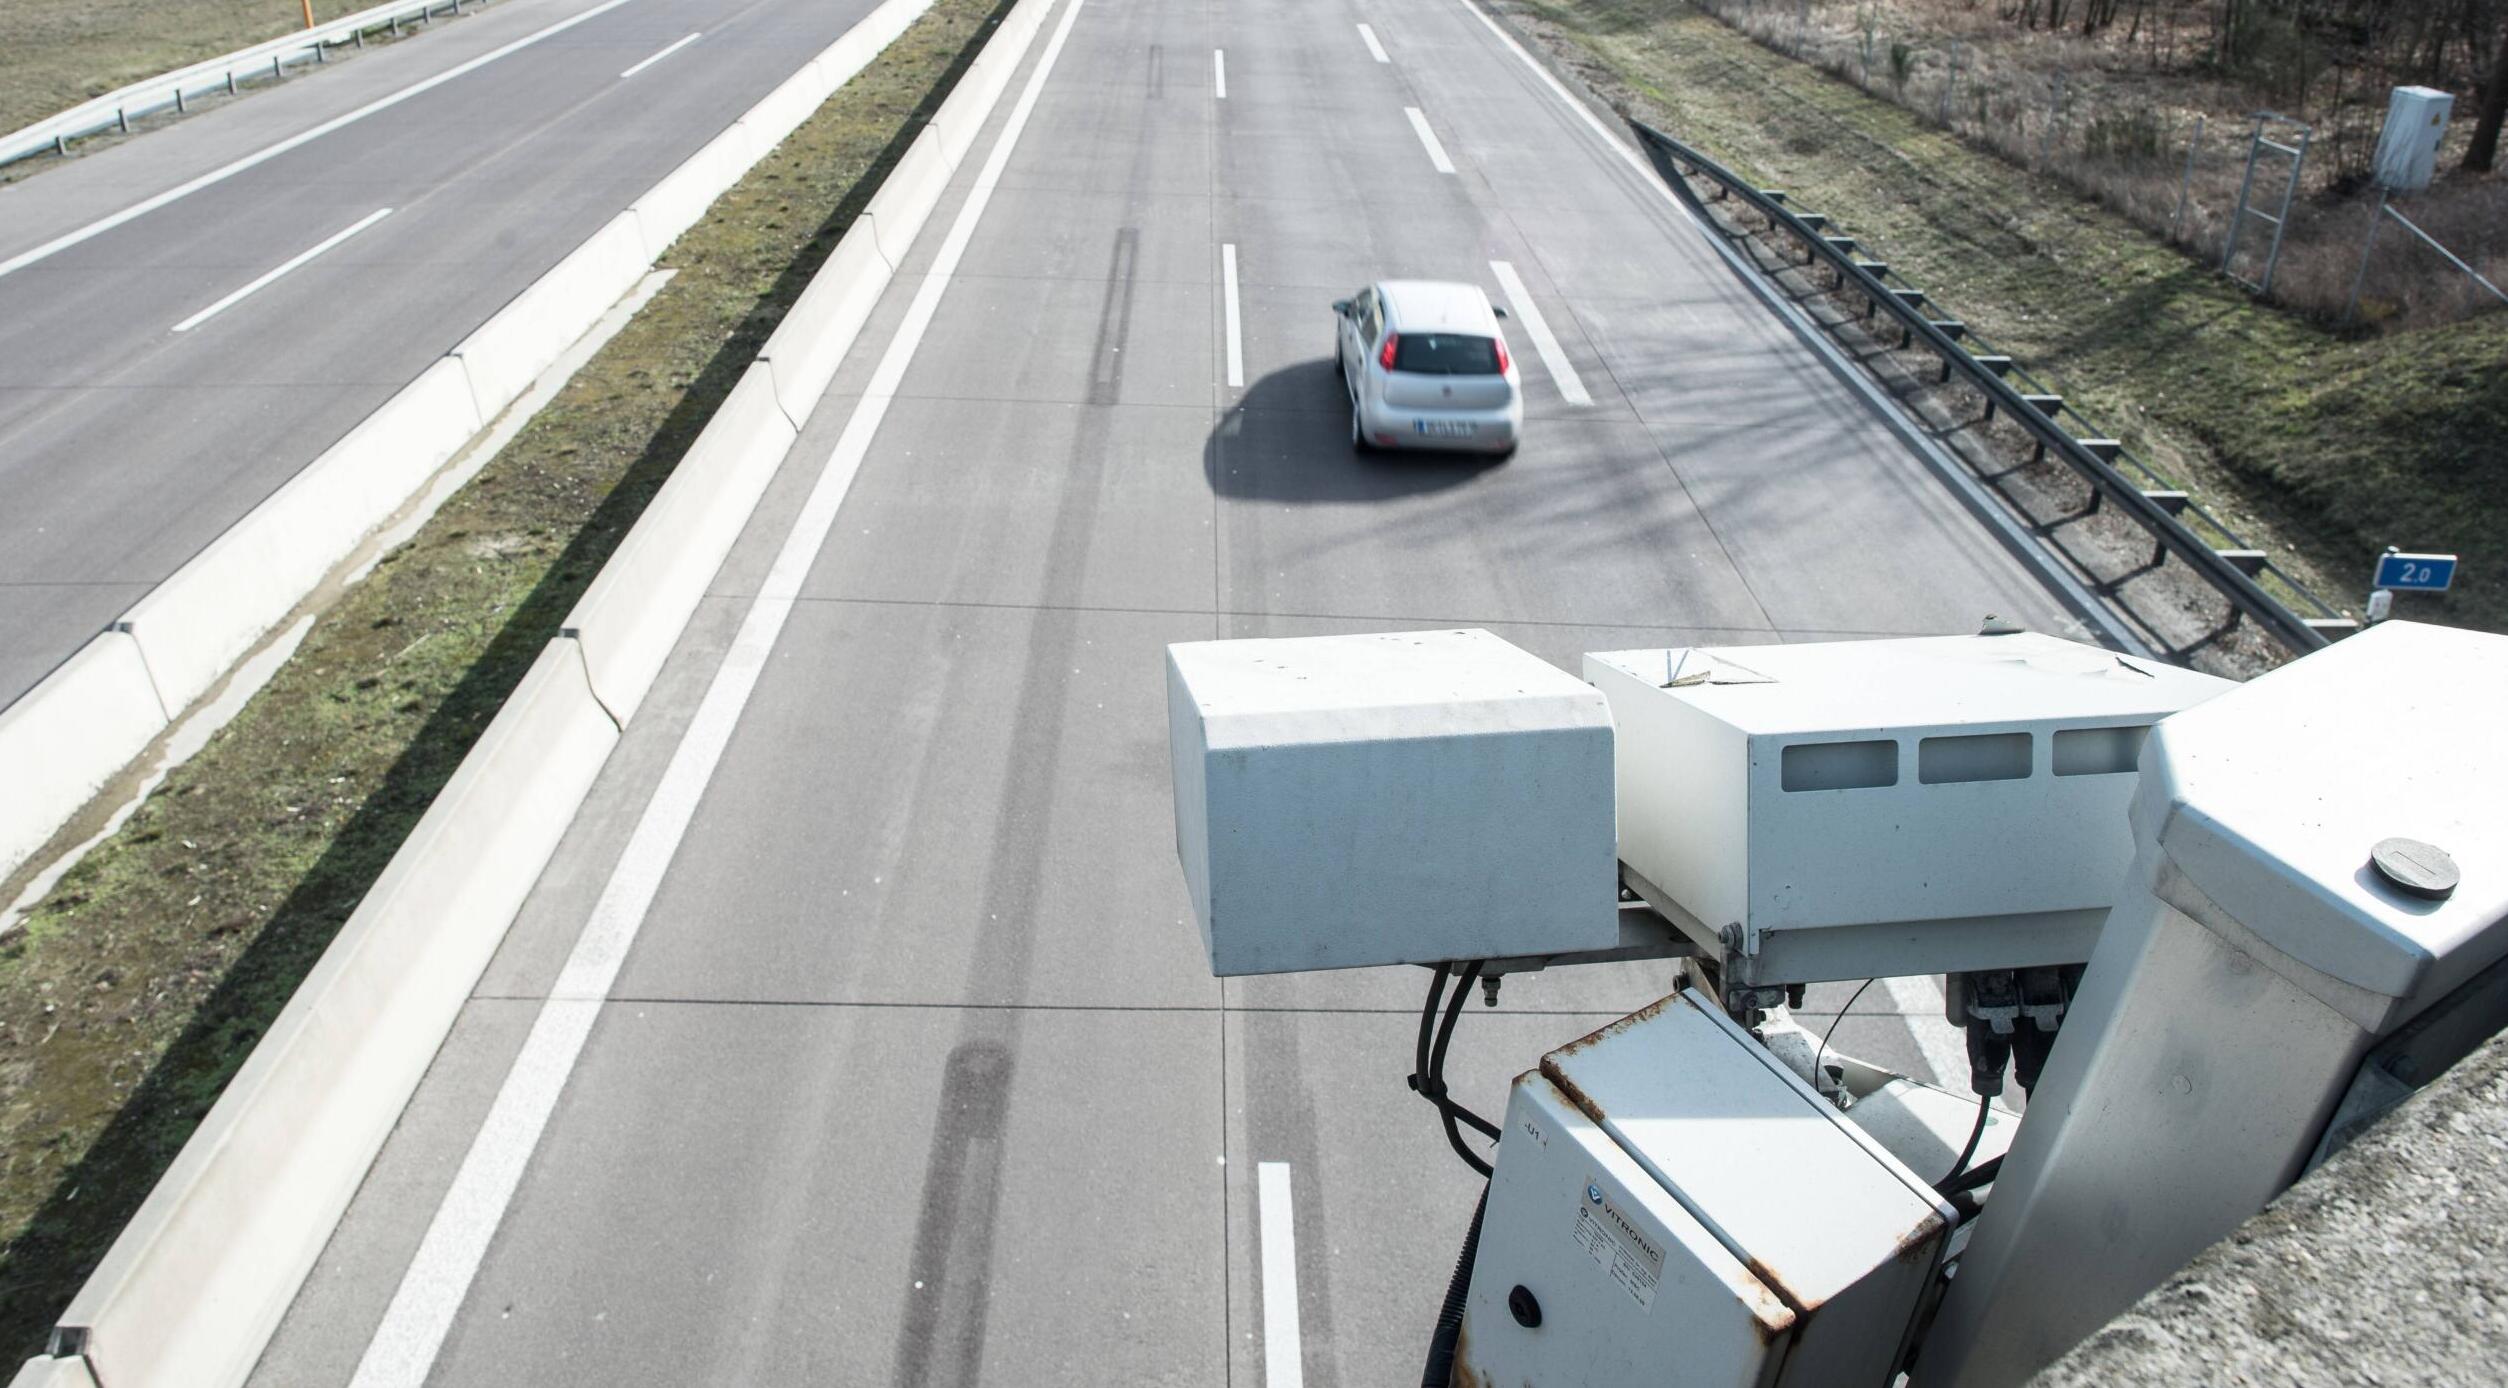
<box><xmin>1409</xmin><ymin>964</ymin><xmax>1497</xmax><ymax>1176</ymax></box>
<box><xmin>1432</xmin><ymin>962</ymin><xmax>1501</xmax><ymax>1143</ymax></box>
<box><xmin>1813</xmin><ymin>978</ymin><xmax>1876</xmax><ymax>1103</ymax></box>
<box><xmin>1419</xmin><ymin>1182</ymin><xmax>1489</xmax><ymax>1387</ymax></box>
<box><xmin>1936</xmin><ymin>1093</ymin><xmax>1991</xmax><ymax>1191</ymax></box>
<box><xmin>1944</xmin><ymin>1153</ymin><xmax>2002</xmax><ymax>1197</ymax></box>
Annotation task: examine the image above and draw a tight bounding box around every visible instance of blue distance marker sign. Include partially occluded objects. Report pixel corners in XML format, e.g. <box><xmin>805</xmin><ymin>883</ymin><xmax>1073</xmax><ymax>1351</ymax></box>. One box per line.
<box><xmin>2374</xmin><ymin>552</ymin><xmax>2458</xmax><ymax>592</ymax></box>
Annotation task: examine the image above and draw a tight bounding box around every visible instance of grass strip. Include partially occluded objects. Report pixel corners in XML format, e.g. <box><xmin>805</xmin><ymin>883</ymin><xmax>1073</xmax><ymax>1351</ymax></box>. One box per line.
<box><xmin>0</xmin><ymin>0</ymin><xmax>1005</xmax><ymax>1355</ymax></box>
<box><xmin>1503</xmin><ymin>0</ymin><xmax>2506</xmax><ymax>633</ymax></box>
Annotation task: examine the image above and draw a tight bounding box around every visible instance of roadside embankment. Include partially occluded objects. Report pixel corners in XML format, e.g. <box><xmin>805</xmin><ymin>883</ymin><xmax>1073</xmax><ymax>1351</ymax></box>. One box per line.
<box><xmin>1503</xmin><ymin>0</ymin><xmax>2506</xmax><ymax>635</ymax></box>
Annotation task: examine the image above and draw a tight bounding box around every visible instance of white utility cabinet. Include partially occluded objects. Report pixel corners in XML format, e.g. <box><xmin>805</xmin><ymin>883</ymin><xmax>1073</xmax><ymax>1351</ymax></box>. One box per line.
<box><xmin>1925</xmin><ymin>621</ymin><xmax>2508</xmax><ymax>1388</ymax></box>
<box><xmin>1461</xmin><ymin>989</ymin><xmax>1955</xmax><ymax>1385</ymax></box>
<box><xmin>2374</xmin><ymin>85</ymin><xmax>2453</xmax><ymax>191</ymax></box>
<box><xmin>1165</xmin><ymin>629</ymin><xmax>1617</xmax><ymax>975</ymax></box>
<box><xmin>1584</xmin><ymin>633</ymin><xmax>2229</xmax><ymax>984</ymax></box>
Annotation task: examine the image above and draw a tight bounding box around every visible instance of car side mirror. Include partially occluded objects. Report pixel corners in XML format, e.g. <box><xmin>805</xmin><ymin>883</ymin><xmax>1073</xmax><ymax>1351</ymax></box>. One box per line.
<box><xmin>1492</xmin><ymin>306</ymin><xmax>1509</xmax><ymax>319</ymax></box>
<box><xmin>1331</xmin><ymin>299</ymin><xmax>1352</xmax><ymax>316</ymax></box>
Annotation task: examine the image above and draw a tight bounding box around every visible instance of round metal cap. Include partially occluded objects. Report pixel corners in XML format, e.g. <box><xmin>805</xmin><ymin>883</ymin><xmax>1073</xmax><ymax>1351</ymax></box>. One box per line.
<box><xmin>2370</xmin><ymin>837</ymin><xmax>2459</xmax><ymax>901</ymax></box>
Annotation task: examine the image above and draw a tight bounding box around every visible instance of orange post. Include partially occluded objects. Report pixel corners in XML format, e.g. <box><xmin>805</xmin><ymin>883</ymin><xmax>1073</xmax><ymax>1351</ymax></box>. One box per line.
<box><xmin>302</xmin><ymin>0</ymin><xmax>317</xmax><ymax>29</ymax></box>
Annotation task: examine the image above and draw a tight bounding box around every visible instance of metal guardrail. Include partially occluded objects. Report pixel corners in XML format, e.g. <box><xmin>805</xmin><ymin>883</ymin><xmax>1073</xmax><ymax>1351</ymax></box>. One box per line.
<box><xmin>1632</xmin><ymin>120</ymin><xmax>2355</xmax><ymax>656</ymax></box>
<box><xmin>0</xmin><ymin>0</ymin><xmax>481</xmax><ymax>170</ymax></box>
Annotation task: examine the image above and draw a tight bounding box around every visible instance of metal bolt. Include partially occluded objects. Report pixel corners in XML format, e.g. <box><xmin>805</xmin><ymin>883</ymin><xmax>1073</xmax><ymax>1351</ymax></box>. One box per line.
<box><xmin>2370</xmin><ymin>838</ymin><xmax>2459</xmax><ymax>901</ymax></box>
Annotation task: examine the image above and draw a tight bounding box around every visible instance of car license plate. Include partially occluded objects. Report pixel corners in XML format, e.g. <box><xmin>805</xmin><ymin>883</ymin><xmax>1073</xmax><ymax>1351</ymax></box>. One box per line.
<box><xmin>1415</xmin><ymin>420</ymin><xmax>1476</xmax><ymax>438</ymax></box>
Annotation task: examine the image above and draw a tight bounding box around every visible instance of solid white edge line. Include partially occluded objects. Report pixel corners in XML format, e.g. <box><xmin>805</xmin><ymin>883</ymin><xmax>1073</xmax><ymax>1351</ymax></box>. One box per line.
<box><xmin>1457</xmin><ymin>0</ymin><xmax>2147</xmax><ymax>654</ymax></box>
<box><xmin>1220</xmin><ymin>243</ymin><xmax>1244</xmax><ymax>388</ymax></box>
<box><xmin>343</xmin><ymin>2</ymin><xmax>1089</xmax><ymax>1383</ymax></box>
<box><xmin>620</xmin><ymin>30</ymin><xmax>704</xmax><ymax>80</ymax></box>
<box><xmin>1258</xmin><ymin>1161</ymin><xmax>1304</xmax><ymax>1388</ymax></box>
<box><xmin>1358</xmin><ymin>23</ymin><xmax>1390</xmax><ymax>63</ymax></box>
<box><xmin>1214</xmin><ymin>47</ymin><xmax>1227</xmax><ymax>99</ymax></box>
<box><xmin>1403</xmin><ymin>105</ymin><xmax>1454</xmax><ymax>174</ymax></box>
<box><xmin>1487</xmin><ymin>258</ymin><xmax>1589</xmax><ymax>405</ymax></box>
<box><xmin>170</xmin><ymin>207</ymin><xmax>391</xmax><ymax>332</ymax></box>
<box><xmin>0</xmin><ymin>0</ymin><xmax>644</xmax><ymax>282</ymax></box>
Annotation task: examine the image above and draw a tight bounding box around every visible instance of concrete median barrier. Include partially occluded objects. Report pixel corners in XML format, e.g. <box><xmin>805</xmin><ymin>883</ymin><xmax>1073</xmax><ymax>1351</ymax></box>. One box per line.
<box><xmin>929</xmin><ymin>51</ymin><xmax>1003</xmax><ymax>168</ymax></box>
<box><xmin>761</xmin><ymin>221</ymin><xmax>893</xmax><ymax>424</ymax></box>
<box><xmin>118</xmin><ymin>359</ymin><xmax>484</xmax><ymax>716</ymax></box>
<box><xmin>51</xmin><ymin>639</ymin><xmax>619</xmax><ymax>1388</ymax></box>
<box><xmin>629</xmin><ymin>122</ymin><xmax>760</xmax><ymax>262</ymax></box>
<box><xmin>0</xmin><ymin>633</ymin><xmax>169</xmax><ymax>883</ymax></box>
<box><xmin>9</xmin><ymin>3</ymin><xmax>1059</xmax><ymax>1382</ymax></box>
<box><xmin>742</xmin><ymin>61</ymin><xmax>831</xmax><ymax>157</ymax></box>
<box><xmin>451</xmin><ymin>211</ymin><xmax>650</xmax><ymax>422</ymax></box>
<box><xmin>865</xmin><ymin>126</ymin><xmax>951</xmax><ymax>268</ymax></box>
<box><xmin>4</xmin><ymin>1357</ymin><xmax>94</xmax><ymax>1388</ymax></box>
<box><xmin>567</xmin><ymin>365</ymin><xmax>797</xmax><ymax>723</ymax></box>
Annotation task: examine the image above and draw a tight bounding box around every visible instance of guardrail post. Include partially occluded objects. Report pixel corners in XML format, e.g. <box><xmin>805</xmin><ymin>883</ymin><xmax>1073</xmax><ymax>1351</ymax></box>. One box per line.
<box><xmin>2217</xmin><ymin>550</ymin><xmax>2269</xmax><ymax>578</ymax></box>
<box><xmin>227</xmin><ymin>71</ymin><xmax>239</xmax><ymax>96</ymax></box>
<box><xmin>54</xmin><ymin>134</ymin><xmax>69</xmax><ymax>157</ymax></box>
<box><xmin>117</xmin><ymin>107</ymin><xmax>129</xmax><ymax>134</ymax></box>
<box><xmin>176</xmin><ymin>86</ymin><xmax>188</xmax><ymax>113</ymax></box>
<box><xmin>273</xmin><ymin>54</ymin><xmax>284</xmax><ymax>81</ymax></box>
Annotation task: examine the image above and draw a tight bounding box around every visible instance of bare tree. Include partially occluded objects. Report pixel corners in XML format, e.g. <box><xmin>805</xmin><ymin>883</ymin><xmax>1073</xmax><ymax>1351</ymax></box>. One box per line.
<box><xmin>2468</xmin><ymin>17</ymin><xmax>2508</xmax><ymax>170</ymax></box>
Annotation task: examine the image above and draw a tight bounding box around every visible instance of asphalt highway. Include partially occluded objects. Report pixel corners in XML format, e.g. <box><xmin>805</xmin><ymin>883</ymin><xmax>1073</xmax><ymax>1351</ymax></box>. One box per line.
<box><xmin>248</xmin><ymin>0</ymin><xmax>2081</xmax><ymax>1381</ymax></box>
<box><xmin>0</xmin><ymin>0</ymin><xmax>894</xmax><ymax>709</ymax></box>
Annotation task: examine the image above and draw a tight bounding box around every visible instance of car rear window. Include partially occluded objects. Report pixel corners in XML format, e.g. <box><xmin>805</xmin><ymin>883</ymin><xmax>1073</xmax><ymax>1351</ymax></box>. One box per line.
<box><xmin>1392</xmin><ymin>332</ymin><xmax>1500</xmax><ymax>375</ymax></box>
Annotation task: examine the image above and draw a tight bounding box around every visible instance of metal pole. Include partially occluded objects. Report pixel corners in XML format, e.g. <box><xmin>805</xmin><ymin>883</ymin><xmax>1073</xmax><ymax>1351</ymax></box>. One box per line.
<box><xmin>302</xmin><ymin>0</ymin><xmax>316</xmax><ymax>28</ymax></box>
<box><xmin>2222</xmin><ymin>115</ymin><xmax>2265</xmax><ymax>273</ymax></box>
<box><xmin>2258</xmin><ymin>124</ymin><xmax>2310</xmax><ymax>295</ymax></box>
<box><xmin>2172</xmin><ymin>115</ymin><xmax>2204</xmax><ymax>240</ymax></box>
<box><xmin>2345</xmin><ymin>188</ymin><xmax>2390</xmax><ymax>323</ymax></box>
<box><xmin>2384</xmin><ymin>201</ymin><xmax>2508</xmax><ymax>308</ymax></box>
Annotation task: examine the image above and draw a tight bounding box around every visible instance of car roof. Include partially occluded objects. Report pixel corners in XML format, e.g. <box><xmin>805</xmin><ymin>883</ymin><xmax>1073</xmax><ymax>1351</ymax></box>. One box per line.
<box><xmin>1376</xmin><ymin>280</ymin><xmax>1497</xmax><ymax>333</ymax></box>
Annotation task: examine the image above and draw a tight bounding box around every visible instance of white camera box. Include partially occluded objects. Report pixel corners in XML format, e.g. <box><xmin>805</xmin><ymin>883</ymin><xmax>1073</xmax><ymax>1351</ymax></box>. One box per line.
<box><xmin>1167</xmin><ymin>629</ymin><xmax>1618</xmax><ymax>975</ymax></box>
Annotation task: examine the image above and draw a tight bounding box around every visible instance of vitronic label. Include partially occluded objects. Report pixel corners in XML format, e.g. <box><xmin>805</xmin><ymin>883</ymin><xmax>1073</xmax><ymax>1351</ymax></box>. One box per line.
<box><xmin>1572</xmin><ymin>1180</ymin><xmax>1663</xmax><ymax>1309</ymax></box>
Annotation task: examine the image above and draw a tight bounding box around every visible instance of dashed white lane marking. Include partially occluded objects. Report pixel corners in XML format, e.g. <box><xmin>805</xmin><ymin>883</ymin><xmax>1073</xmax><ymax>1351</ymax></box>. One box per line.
<box><xmin>1358</xmin><ymin>23</ymin><xmax>1389</xmax><ymax>63</ymax></box>
<box><xmin>1488</xmin><ymin>258</ymin><xmax>1589</xmax><ymax>405</ymax></box>
<box><xmin>1221</xmin><ymin>242</ymin><xmax>1244</xmax><ymax>388</ymax></box>
<box><xmin>620</xmin><ymin>30</ymin><xmax>703</xmax><ymax>79</ymax></box>
<box><xmin>1214</xmin><ymin>47</ymin><xmax>1228</xmax><ymax>99</ymax></box>
<box><xmin>1404</xmin><ymin>105</ymin><xmax>1455</xmax><ymax>174</ymax></box>
<box><xmin>170</xmin><ymin>207</ymin><xmax>390</xmax><ymax>332</ymax></box>
<box><xmin>0</xmin><ymin>0</ymin><xmax>642</xmax><ymax>282</ymax></box>
<box><xmin>1258</xmin><ymin>1161</ymin><xmax>1305</xmax><ymax>1388</ymax></box>
<box><xmin>342</xmin><ymin>3</ymin><xmax>1092</xmax><ymax>1384</ymax></box>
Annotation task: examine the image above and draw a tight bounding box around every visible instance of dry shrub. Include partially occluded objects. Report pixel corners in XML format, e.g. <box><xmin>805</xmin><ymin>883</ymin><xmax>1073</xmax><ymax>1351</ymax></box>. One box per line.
<box><xmin>1687</xmin><ymin>0</ymin><xmax>2508</xmax><ymax>330</ymax></box>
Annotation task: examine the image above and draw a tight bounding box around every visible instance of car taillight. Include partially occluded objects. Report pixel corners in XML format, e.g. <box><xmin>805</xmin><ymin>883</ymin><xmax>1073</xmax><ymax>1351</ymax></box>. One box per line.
<box><xmin>1494</xmin><ymin>338</ymin><xmax>1511</xmax><ymax>374</ymax></box>
<box><xmin>1378</xmin><ymin>333</ymin><xmax>1399</xmax><ymax>370</ymax></box>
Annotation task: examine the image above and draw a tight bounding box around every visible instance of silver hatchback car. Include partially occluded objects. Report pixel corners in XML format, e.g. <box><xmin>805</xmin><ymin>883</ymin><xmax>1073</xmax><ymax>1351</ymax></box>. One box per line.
<box><xmin>1333</xmin><ymin>280</ymin><xmax>1522</xmax><ymax>457</ymax></box>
